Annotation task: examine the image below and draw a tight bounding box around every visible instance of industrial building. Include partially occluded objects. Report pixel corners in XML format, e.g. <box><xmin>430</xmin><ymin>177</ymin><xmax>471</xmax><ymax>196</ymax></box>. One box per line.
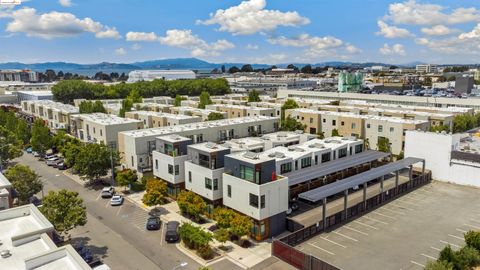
<box><xmin>127</xmin><ymin>70</ymin><xmax>196</xmax><ymax>82</ymax></box>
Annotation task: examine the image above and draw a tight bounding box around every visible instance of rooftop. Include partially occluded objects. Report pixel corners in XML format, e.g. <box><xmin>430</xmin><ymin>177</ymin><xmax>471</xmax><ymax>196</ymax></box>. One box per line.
<box><xmin>25</xmin><ymin>100</ymin><xmax>78</xmax><ymax>114</ymax></box>
<box><xmin>157</xmin><ymin>134</ymin><xmax>191</xmax><ymax>143</ymax></box>
<box><xmin>74</xmin><ymin>113</ymin><xmax>142</xmax><ymax>125</ymax></box>
<box><xmin>0</xmin><ymin>172</ymin><xmax>11</xmax><ymax>189</ymax></box>
<box><xmin>131</xmin><ymin>110</ymin><xmax>199</xmax><ymax>120</ymax></box>
<box><xmin>16</xmin><ymin>91</ymin><xmax>53</xmax><ymax>97</ymax></box>
<box><xmin>222</xmin><ymin>137</ymin><xmax>265</xmax><ymax>152</ymax></box>
<box><xmin>188</xmin><ymin>142</ymin><xmax>230</xmax><ymax>153</ymax></box>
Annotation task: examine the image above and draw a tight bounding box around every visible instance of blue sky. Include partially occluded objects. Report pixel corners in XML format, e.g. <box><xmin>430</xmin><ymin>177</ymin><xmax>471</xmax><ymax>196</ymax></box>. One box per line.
<box><xmin>1</xmin><ymin>0</ymin><xmax>480</xmax><ymax>64</ymax></box>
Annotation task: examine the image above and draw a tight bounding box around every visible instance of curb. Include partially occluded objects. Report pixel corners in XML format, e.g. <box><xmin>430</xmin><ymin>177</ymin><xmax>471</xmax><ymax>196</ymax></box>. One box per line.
<box><xmin>175</xmin><ymin>243</ymin><xmax>226</xmax><ymax>267</ymax></box>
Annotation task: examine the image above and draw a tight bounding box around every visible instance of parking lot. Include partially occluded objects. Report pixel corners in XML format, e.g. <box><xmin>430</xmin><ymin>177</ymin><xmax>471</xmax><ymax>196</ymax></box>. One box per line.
<box><xmin>295</xmin><ymin>181</ymin><xmax>480</xmax><ymax>270</ymax></box>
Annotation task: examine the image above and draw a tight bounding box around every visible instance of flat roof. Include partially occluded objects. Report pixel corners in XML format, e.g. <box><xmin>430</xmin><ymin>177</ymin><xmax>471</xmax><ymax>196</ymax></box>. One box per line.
<box><xmin>25</xmin><ymin>100</ymin><xmax>78</xmax><ymax>113</ymax></box>
<box><xmin>298</xmin><ymin>157</ymin><xmax>424</xmax><ymax>202</ymax></box>
<box><xmin>188</xmin><ymin>142</ymin><xmax>230</xmax><ymax>153</ymax></box>
<box><xmin>288</xmin><ymin>150</ymin><xmax>391</xmax><ymax>186</ymax></box>
<box><xmin>0</xmin><ymin>171</ymin><xmax>12</xmax><ymax>188</ymax></box>
<box><xmin>74</xmin><ymin>113</ymin><xmax>142</xmax><ymax>125</ymax></box>
<box><xmin>226</xmin><ymin>151</ymin><xmax>274</xmax><ymax>164</ymax></box>
<box><xmin>16</xmin><ymin>91</ymin><xmax>53</xmax><ymax>97</ymax></box>
<box><xmin>157</xmin><ymin>134</ymin><xmax>191</xmax><ymax>143</ymax></box>
<box><xmin>131</xmin><ymin>110</ymin><xmax>199</xmax><ymax>120</ymax></box>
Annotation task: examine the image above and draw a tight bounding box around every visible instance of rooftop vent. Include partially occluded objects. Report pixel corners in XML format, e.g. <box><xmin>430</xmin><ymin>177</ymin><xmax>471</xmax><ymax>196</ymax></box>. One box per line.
<box><xmin>243</xmin><ymin>151</ymin><xmax>259</xmax><ymax>160</ymax></box>
<box><xmin>0</xmin><ymin>250</ymin><xmax>11</xmax><ymax>258</ymax></box>
<box><xmin>205</xmin><ymin>142</ymin><xmax>217</xmax><ymax>149</ymax></box>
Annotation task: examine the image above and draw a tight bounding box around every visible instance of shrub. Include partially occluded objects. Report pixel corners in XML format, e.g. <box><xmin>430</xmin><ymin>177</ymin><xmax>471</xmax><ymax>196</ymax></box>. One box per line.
<box><xmin>240</xmin><ymin>239</ymin><xmax>252</xmax><ymax>248</ymax></box>
<box><xmin>465</xmin><ymin>230</ymin><xmax>480</xmax><ymax>252</ymax></box>
<box><xmin>179</xmin><ymin>223</ymin><xmax>213</xmax><ymax>250</ymax></box>
<box><xmin>196</xmin><ymin>245</ymin><xmax>214</xmax><ymax>260</ymax></box>
<box><xmin>177</xmin><ymin>190</ymin><xmax>207</xmax><ymax>222</ymax></box>
<box><xmin>424</xmin><ymin>260</ymin><xmax>453</xmax><ymax>270</ymax></box>
<box><xmin>212</xmin><ymin>207</ymin><xmax>236</xmax><ymax>228</ymax></box>
<box><xmin>455</xmin><ymin>246</ymin><xmax>480</xmax><ymax>269</ymax></box>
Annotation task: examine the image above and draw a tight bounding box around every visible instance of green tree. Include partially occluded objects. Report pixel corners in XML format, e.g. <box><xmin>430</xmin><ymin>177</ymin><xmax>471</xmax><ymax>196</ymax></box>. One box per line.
<box><xmin>213</xmin><ymin>207</ymin><xmax>236</xmax><ymax>228</ymax></box>
<box><xmin>424</xmin><ymin>261</ymin><xmax>453</xmax><ymax>270</ymax></box>
<box><xmin>119</xmin><ymin>98</ymin><xmax>133</xmax><ymax>117</ymax></box>
<box><xmin>214</xmin><ymin>228</ymin><xmax>230</xmax><ymax>248</ymax></box>
<box><xmin>207</xmin><ymin>112</ymin><xmax>225</xmax><ymax>121</ymax></box>
<box><xmin>248</xmin><ymin>90</ymin><xmax>261</xmax><ymax>102</ymax></box>
<box><xmin>4</xmin><ymin>164</ymin><xmax>42</xmax><ymax>205</ymax></box>
<box><xmin>317</xmin><ymin>131</ymin><xmax>325</xmax><ymax>139</ymax></box>
<box><xmin>198</xmin><ymin>91</ymin><xmax>213</xmax><ymax>109</ymax></box>
<box><xmin>61</xmin><ymin>140</ymin><xmax>82</xmax><ymax>168</ymax></box>
<box><xmin>52</xmin><ymin>130</ymin><xmax>70</xmax><ymax>152</ymax></box>
<box><xmin>142</xmin><ymin>178</ymin><xmax>168</xmax><ymax>207</ymax></box>
<box><xmin>455</xmin><ymin>246</ymin><xmax>480</xmax><ymax>269</ymax></box>
<box><xmin>377</xmin><ymin>137</ymin><xmax>391</xmax><ymax>153</ymax></box>
<box><xmin>174</xmin><ymin>95</ymin><xmax>187</xmax><ymax>107</ymax></box>
<box><xmin>79</xmin><ymin>100</ymin><xmax>106</xmax><ymax>113</ymax></box>
<box><xmin>241</xmin><ymin>64</ymin><xmax>253</xmax><ymax>72</ymax></box>
<box><xmin>228</xmin><ymin>66</ymin><xmax>240</xmax><ymax>74</ymax></box>
<box><xmin>430</xmin><ymin>125</ymin><xmax>451</xmax><ymax>133</ymax></box>
<box><xmin>230</xmin><ymin>214</ymin><xmax>251</xmax><ymax>238</ymax></box>
<box><xmin>465</xmin><ymin>231</ymin><xmax>480</xmax><ymax>252</ymax></box>
<box><xmin>31</xmin><ymin>119</ymin><xmax>52</xmax><ymax>157</ymax></box>
<box><xmin>15</xmin><ymin>120</ymin><xmax>31</xmax><ymax>146</ymax></box>
<box><xmin>40</xmin><ymin>189</ymin><xmax>87</xmax><ymax>238</ymax></box>
<box><xmin>281</xmin><ymin>99</ymin><xmax>299</xmax><ymax>124</ymax></box>
<box><xmin>177</xmin><ymin>190</ymin><xmax>207</xmax><ymax>221</ymax></box>
<box><xmin>301</xmin><ymin>64</ymin><xmax>313</xmax><ymax>74</ymax></box>
<box><xmin>74</xmin><ymin>143</ymin><xmax>118</xmax><ymax>183</ymax></box>
<box><xmin>179</xmin><ymin>222</ymin><xmax>213</xmax><ymax>250</ymax></box>
<box><xmin>0</xmin><ymin>127</ymin><xmax>23</xmax><ymax>168</ymax></box>
<box><xmin>282</xmin><ymin>115</ymin><xmax>306</xmax><ymax>132</ymax></box>
<box><xmin>331</xmin><ymin>129</ymin><xmax>340</xmax><ymax>137</ymax></box>
<box><xmin>116</xmin><ymin>169</ymin><xmax>138</xmax><ymax>191</ymax></box>
<box><xmin>127</xmin><ymin>89</ymin><xmax>143</xmax><ymax>103</ymax></box>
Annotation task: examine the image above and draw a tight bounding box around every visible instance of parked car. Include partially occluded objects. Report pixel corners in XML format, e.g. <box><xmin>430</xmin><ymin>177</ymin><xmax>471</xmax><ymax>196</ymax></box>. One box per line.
<box><xmin>146</xmin><ymin>216</ymin><xmax>161</xmax><ymax>231</ymax></box>
<box><xmin>74</xmin><ymin>245</ymin><xmax>93</xmax><ymax>263</ymax></box>
<box><xmin>165</xmin><ymin>221</ymin><xmax>180</xmax><ymax>243</ymax></box>
<box><xmin>33</xmin><ymin>151</ymin><xmax>40</xmax><ymax>157</ymax></box>
<box><xmin>44</xmin><ymin>153</ymin><xmax>57</xmax><ymax>159</ymax></box>
<box><xmin>46</xmin><ymin>156</ymin><xmax>61</xmax><ymax>166</ymax></box>
<box><xmin>52</xmin><ymin>158</ymin><xmax>64</xmax><ymax>168</ymax></box>
<box><xmin>57</xmin><ymin>162</ymin><xmax>69</xmax><ymax>170</ymax></box>
<box><xmin>110</xmin><ymin>195</ymin><xmax>124</xmax><ymax>206</ymax></box>
<box><xmin>100</xmin><ymin>187</ymin><xmax>115</xmax><ymax>198</ymax></box>
<box><xmin>25</xmin><ymin>147</ymin><xmax>32</xmax><ymax>154</ymax></box>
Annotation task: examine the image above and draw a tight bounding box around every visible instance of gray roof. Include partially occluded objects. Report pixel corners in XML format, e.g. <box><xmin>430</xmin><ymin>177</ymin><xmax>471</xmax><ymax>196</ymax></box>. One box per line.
<box><xmin>287</xmin><ymin>150</ymin><xmax>391</xmax><ymax>186</ymax></box>
<box><xmin>298</xmin><ymin>157</ymin><xmax>424</xmax><ymax>202</ymax></box>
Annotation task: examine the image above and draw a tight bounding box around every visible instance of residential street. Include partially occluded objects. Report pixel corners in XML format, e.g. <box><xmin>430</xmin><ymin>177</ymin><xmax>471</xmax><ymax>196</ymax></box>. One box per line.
<box><xmin>14</xmin><ymin>153</ymin><xmax>200</xmax><ymax>270</ymax></box>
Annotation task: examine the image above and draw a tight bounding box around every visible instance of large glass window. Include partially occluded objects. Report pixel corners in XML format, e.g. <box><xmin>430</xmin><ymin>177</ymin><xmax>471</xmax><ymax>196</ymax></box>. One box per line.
<box><xmin>240</xmin><ymin>165</ymin><xmax>255</xmax><ymax>182</ymax></box>
<box><xmin>301</xmin><ymin>157</ymin><xmax>312</xmax><ymax>168</ymax></box>
<box><xmin>249</xmin><ymin>193</ymin><xmax>259</xmax><ymax>208</ymax></box>
<box><xmin>321</xmin><ymin>152</ymin><xmax>331</xmax><ymax>163</ymax></box>
<box><xmin>260</xmin><ymin>195</ymin><xmax>265</xmax><ymax>209</ymax></box>
<box><xmin>205</xmin><ymin>178</ymin><xmax>212</xmax><ymax>190</ymax></box>
<box><xmin>280</xmin><ymin>163</ymin><xmax>292</xmax><ymax>173</ymax></box>
<box><xmin>175</xmin><ymin>165</ymin><xmax>180</xmax><ymax>175</ymax></box>
<box><xmin>338</xmin><ymin>148</ymin><xmax>348</xmax><ymax>158</ymax></box>
<box><xmin>355</xmin><ymin>144</ymin><xmax>363</xmax><ymax>154</ymax></box>
<box><xmin>168</xmin><ymin>164</ymin><xmax>173</xmax><ymax>175</ymax></box>
<box><xmin>213</xmin><ymin>179</ymin><xmax>218</xmax><ymax>190</ymax></box>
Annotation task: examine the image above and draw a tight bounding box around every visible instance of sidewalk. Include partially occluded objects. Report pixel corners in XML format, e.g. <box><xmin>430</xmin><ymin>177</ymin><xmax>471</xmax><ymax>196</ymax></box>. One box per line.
<box><xmin>123</xmin><ymin>190</ymin><xmax>273</xmax><ymax>269</ymax></box>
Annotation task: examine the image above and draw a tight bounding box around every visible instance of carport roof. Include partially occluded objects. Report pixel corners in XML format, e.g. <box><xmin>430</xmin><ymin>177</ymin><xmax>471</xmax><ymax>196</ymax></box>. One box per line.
<box><xmin>287</xmin><ymin>150</ymin><xmax>390</xmax><ymax>186</ymax></box>
<box><xmin>298</xmin><ymin>157</ymin><xmax>424</xmax><ymax>203</ymax></box>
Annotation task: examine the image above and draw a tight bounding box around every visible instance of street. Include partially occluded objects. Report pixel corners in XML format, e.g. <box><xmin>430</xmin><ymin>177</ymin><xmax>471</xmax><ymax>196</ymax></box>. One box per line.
<box><xmin>14</xmin><ymin>153</ymin><xmax>200</xmax><ymax>270</ymax></box>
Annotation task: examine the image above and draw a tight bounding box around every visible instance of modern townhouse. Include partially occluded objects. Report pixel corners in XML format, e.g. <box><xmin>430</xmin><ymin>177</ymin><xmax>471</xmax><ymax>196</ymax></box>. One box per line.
<box><xmin>74</xmin><ymin>96</ymin><xmax>175</xmax><ymax>107</ymax></box>
<box><xmin>70</xmin><ymin>113</ymin><xmax>143</xmax><ymax>149</ymax></box>
<box><xmin>206</xmin><ymin>104</ymin><xmax>276</xmax><ymax>118</ymax></box>
<box><xmin>247</xmin><ymin>102</ymin><xmax>282</xmax><ymax>118</ymax></box>
<box><xmin>180</xmin><ymin>99</ymin><xmax>199</xmax><ymax>108</ymax></box>
<box><xmin>134</xmin><ymin>103</ymin><xmax>173</xmax><ymax>113</ymax></box>
<box><xmin>124</xmin><ymin>110</ymin><xmax>201</xmax><ymax>128</ymax></box>
<box><xmin>211</xmin><ymin>98</ymin><xmax>248</xmax><ymax>106</ymax></box>
<box><xmin>21</xmin><ymin>100</ymin><xmax>79</xmax><ymax>132</ymax></box>
<box><xmin>118</xmin><ymin>116</ymin><xmax>280</xmax><ymax>173</ymax></box>
<box><xmin>169</xmin><ymin>106</ymin><xmax>228</xmax><ymax>121</ymax></box>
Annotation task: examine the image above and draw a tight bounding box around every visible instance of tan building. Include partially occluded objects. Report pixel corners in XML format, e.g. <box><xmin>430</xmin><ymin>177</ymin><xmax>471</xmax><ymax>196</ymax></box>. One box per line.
<box><xmin>21</xmin><ymin>100</ymin><xmax>79</xmax><ymax>131</ymax></box>
<box><xmin>170</xmin><ymin>106</ymin><xmax>228</xmax><ymax>121</ymax></box>
<box><xmin>125</xmin><ymin>111</ymin><xmax>201</xmax><ymax>128</ymax></box>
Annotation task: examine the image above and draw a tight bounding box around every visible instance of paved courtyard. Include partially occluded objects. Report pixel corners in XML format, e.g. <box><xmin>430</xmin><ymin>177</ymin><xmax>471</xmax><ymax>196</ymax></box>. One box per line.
<box><xmin>295</xmin><ymin>181</ymin><xmax>480</xmax><ymax>270</ymax></box>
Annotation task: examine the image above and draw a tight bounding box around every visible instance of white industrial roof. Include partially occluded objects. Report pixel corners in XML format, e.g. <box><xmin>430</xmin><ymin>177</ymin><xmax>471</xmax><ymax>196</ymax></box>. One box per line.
<box><xmin>74</xmin><ymin>113</ymin><xmax>142</xmax><ymax>125</ymax></box>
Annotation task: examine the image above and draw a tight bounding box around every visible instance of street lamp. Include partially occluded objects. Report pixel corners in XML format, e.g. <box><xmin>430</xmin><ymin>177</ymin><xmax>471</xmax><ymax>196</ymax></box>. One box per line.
<box><xmin>171</xmin><ymin>262</ymin><xmax>188</xmax><ymax>270</ymax></box>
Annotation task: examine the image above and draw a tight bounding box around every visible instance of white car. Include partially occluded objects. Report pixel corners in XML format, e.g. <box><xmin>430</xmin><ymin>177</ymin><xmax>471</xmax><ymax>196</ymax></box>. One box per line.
<box><xmin>110</xmin><ymin>195</ymin><xmax>123</xmax><ymax>206</ymax></box>
<box><xmin>46</xmin><ymin>156</ymin><xmax>61</xmax><ymax>166</ymax></box>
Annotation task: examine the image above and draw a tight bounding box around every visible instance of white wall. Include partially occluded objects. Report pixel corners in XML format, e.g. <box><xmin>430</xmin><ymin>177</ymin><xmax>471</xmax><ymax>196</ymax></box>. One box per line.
<box><xmin>152</xmin><ymin>152</ymin><xmax>188</xmax><ymax>184</ymax></box>
<box><xmin>222</xmin><ymin>174</ymin><xmax>288</xmax><ymax>220</ymax></box>
<box><xmin>184</xmin><ymin>161</ymin><xmax>224</xmax><ymax>201</ymax></box>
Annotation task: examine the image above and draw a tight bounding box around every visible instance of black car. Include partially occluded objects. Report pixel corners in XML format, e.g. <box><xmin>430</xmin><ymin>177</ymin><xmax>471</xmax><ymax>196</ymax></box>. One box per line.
<box><xmin>146</xmin><ymin>216</ymin><xmax>161</xmax><ymax>231</ymax></box>
<box><xmin>165</xmin><ymin>221</ymin><xmax>180</xmax><ymax>243</ymax></box>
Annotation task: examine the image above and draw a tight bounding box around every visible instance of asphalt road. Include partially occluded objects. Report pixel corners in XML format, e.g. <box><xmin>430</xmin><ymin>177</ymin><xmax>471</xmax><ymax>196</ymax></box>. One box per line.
<box><xmin>15</xmin><ymin>153</ymin><xmax>200</xmax><ymax>270</ymax></box>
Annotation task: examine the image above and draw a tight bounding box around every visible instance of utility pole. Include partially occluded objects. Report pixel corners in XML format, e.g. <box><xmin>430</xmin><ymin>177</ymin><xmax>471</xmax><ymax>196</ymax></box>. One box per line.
<box><xmin>110</xmin><ymin>148</ymin><xmax>115</xmax><ymax>187</ymax></box>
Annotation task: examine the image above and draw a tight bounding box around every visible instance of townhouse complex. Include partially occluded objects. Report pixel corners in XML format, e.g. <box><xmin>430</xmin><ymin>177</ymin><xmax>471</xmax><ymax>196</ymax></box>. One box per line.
<box><xmin>21</xmin><ymin>100</ymin><xmax>79</xmax><ymax>130</ymax></box>
<box><xmin>125</xmin><ymin>110</ymin><xmax>201</xmax><ymax>128</ymax></box>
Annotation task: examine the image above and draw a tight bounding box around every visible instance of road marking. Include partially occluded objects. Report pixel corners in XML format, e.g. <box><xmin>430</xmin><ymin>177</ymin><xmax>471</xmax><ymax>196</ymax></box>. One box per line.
<box><xmin>344</xmin><ymin>225</ymin><xmax>368</xmax><ymax>236</ymax></box>
<box><xmin>116</xmin><ymin>205</ymin><xmax>123</xmax><ymax>216</ymax></box>
<box><xmin>421</xmin><ymin>254</ymin><xmax>437</xmax><ymax>260</ymax></box>
<box><xmin>370</xmin><ymin>211</ymin><xmax>396</xmax><ymax>220</ymax></box>
<box><xmin>362</xmin><ymin>215</ymin><xmax>389</xmax><ymax>225</ymax></box>
<box><xmin>395</xmin><ymin>199</ymin><xmax>418</xmax><ymax>206</ymax></box>
<box><xmin>95</xmin><ymin>193</ymin><xmax>102</xmax><ymax>201</ymax></box>
<box><xmin>319</xmin><ymin>237</ymin><xmax>347</xmax><ymax>248</ymax></box>
<box><xmin>448</xmin><ymin>234</ymin><xmax>464</xmax><ymax>241</ymax></box>
<box><xmin>469</xmin><ymin>219</ymin><xmax>480</xmax><ymax>224</ymax></box>
<box><xmin>105</xmin><ymin>200</ymin><xmax>110</xmax><ymax>207</ymax></box>
<box><xmin>353</xmin><ymin>220</ymin><xmax>379</xmax><ymax>230</ymax></box>
<box><xmin>307</xmin><ymin>242</ymin><xmax>335</xmax><ymax>255</ymax></box>
<box><xmin>440</xmin><ymin>240</ymin><xmax>461</xmax><ymax>248</ymax></box>
<box><xmin>55</xmin><ymin>174</ymin><xmax>60</xmax><ymax>177</ymax></box>
<box><xmin>379</xmin><ymin>206</ymin><xmax>405</xmax><ymax>215</ymax></box>
<box><xmin>410</xmin><ymin>261</ymin><xmax>425</xmax><ymax>267</ymax></box>
<box><xmin>464</xmin><ymin>223</ymin><xmax>480</xmax><ymax>230</ymax></box>
<box><xmin>160</xmin><ymin>223</ymin><xmax>165</xmax><ymax>246</ymax></box>
<box><xmin>389</xmin><ymin>202</ymin><xmax>415</xmax><ymax>211</ymax></box>
<box><xmin>456</xmin><ymin>228</ymin><xmax>467</xmax><ymax>233</ymax></box>
<box><xmin>333</xmin><ymin>231</ymin><xmax>358</xmax><ymax>242</ymax></box>
<box><xmin>431</xmin><ymin>246</ymin><xmax>441</xmax><ymax>251</ymax></box>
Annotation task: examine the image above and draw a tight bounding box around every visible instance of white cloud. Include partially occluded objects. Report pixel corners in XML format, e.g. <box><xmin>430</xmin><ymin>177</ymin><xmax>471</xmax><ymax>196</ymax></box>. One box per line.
<box><xmin>4</xmin><ymin>7</ymin><xmax>118</xmax><ymax>39</ymax></box>
<box><xmin>131</xmin><ymin>43</ymin><xmax>141</xmax><ymax>50</ymax></box>
<box><xmin>379</xmin><ymin>43</ymin><xmax>406</xmax><ymax>56</ymax></box>
<box><xmin>376</xmin><ymin>20</ymin><xmax>413</xmax><ymax>38</ymax></box>
<box><xmin>249</xmin><ymin>53</ymin><xmax>288</xmax><ymax>64</ymax></box>
<box><xmin>115</xmin><ymin>48</ymin><xmax>126</xmax><ymax>55</ymax></box>
<box><xmin>345</xmin><ymin>44</ymin><xmax>362</xmax><ymax>54</ymax></box>
<box><xmin>125</xmin><ymin>31</ymin><xmax>158</xmax><ymax>42</ymax></box>
<box><xmin>415</xmin><ymin>36</ymin><xmax>480</xmax><ymax>55</ymax></box>
<box><xmin>59</xmin><ymin>0</ymin><xmax>72</xmax><ymax>7</ymax></box>
<box><xmin>197</xmin><ymin>0</ymin><xmax>309</xmax><ymax>35</ymax></box>
<box><xmin>421</xmin><ymin>25</ymin><xmax>455</xmax><ymax>36</ymax></box>
<box><xmin>385</xmin><ymin>0</ymin><xmax>480</xmax><ymax>25</ymax></box>
<box><xmin>459</xmin><ymin>24</ymin><xmax>480</xmax><ymax>39</ymax></box>
<box><xmin>246</xmin><ymin>44</ymin><xmax>259</xmax><ymax>50</ymax></box>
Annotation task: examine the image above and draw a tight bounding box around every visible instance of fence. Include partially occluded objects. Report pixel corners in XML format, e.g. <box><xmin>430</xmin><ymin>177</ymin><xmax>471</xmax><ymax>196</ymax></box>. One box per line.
<box><xmin>272</xmin><ymin>171</ymin><xmax>432</xmax><ymax>270</ymax></box>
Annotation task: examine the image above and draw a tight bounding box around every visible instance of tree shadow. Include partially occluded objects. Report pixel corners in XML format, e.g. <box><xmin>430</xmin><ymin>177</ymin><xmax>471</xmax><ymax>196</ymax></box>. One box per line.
<box><xmin>148</xmin><ymin>207</ymin><xmax>167</xmax><ymax>217</ymax></box>
<box><xmin>70</xmin><ymin>236</ymin><xmax>109</xmax><ymax>259</ymax></box>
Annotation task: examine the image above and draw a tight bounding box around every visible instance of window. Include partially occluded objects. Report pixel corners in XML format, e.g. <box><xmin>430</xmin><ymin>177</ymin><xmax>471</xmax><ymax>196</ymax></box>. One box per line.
<box><xmin>378</xmin><ymin>125</ymin><xmax>383</xmax><ymax>132</ymax></box>
<box><xmin>351</xmin><ymin>123</ymin><xmax>356</xmax><ymax>129</ymax></box>
<box><xmin>131</xmin><ymin>156</ymin><xmax>134</xmax><ymax>166</ymax></box>
<box><xmin>240</xmin><ymin>165</ymin><xmax>255</xmax><ymax>182</ymax></box>
<box><xmin>338</xmin><ymin>148</ymin><xmax>347</xmax><ymax>158</ymax></box>
<box><xmin>213</xmin><ymin>179</ymin><xmax>218</xmax><ymax>190</ymax></box>
<box><xmin>310</xmin><ymin>118</ymin><xmax>313</xmax><ymax>123</ymax></box>
<box><xmin>280</xmin><ymin>163</ymin><xmax>292</xmax><ymax>173</ymax></box>
<box><xmin>227</xmin><ymin>185</ymin><xmax>231</xmax><ymax>198</ymax></box>
<box><xmin>390</xmin><ymin>127</ymin><xmax>394</xmax><ymax>132</ymax></box>
<box><xmin>323</xmin><ymin>119</ymin><xmax>326</xmax><ymax>123</ymax></box>
<box><xmin>93</xmin><ymin>127</ymin><xmax>96</xmax><ymax>134</ymax></box>
<box><xmin>301</xmin><ymin>157</ymin><xmax>312</xmax><ymax>168</ymax></box>
<box><xmin>367</xmin><ymin>123</ymin><xmax>371</xmax><ymax>128</ymax></box>
<box><xmin>205</xmin><ymin>178</ymin><xmax>212</xmax><ymax>190</ymax></box>
<box><xmin>315</xmin><ymin>155</ymin><xmax>318</xmax><ymax>165</ymax></box>
<box><xmin>341</xmin><ymin>121</ymin><xmax>345</xmax><ymax>126</ymax></box>
<box><xmin>332</xmin><ymin>120</ymin><xmax>336</xmax><ymax>126</ymax></box>
<box><xmin>168</xmin><ymin>164</ymin><xmax>173</xmax><ymax>175</ymax></box>
<box><xmin>249</xmin><ymin>193</ymin><xmax>259</xmax><ymax>208</ymax></box>
<box><xmin>260</xmin><ymin>195</ymin><xmax>265</xmax><ymax>209</ymax></box>
<box><xmin>188</xmin><ymin>171</ymin><xmax>192</xmax><ymax>183</ymax></box>
<box><xmin>175</xmin><ymin>165</ymin><xmax>180</xmax><ymax>175</ymax></box>
<box><xmin>100</xmin><ymin>130</ymin><xmax>103</xmax><ymax>136</ymax></box>
<box><xmin>322</xmin><ymin>153</ymin><xmax>331</xmax><ymax>163</ymax></box>
<box><xmin>295</xmin><ymin>160</ymin><xmax>298</xmax><ymax>170</ymax></box>
<box><xmin>355</xmin><ymin>144</ymin><xmax>363</xmax><ymax>154</ymax></box>
<box><xmin>155</xmin><ymin>160</ymin><xmax>158</xmax><ymax>170</ymax></box>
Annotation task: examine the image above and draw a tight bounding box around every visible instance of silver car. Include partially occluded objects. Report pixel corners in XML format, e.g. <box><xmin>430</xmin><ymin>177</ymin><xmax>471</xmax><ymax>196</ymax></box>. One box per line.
<box><xmin>110</xmin><ymin>195</ymin><xmax>124</xmax><ymax>206</ymax></box>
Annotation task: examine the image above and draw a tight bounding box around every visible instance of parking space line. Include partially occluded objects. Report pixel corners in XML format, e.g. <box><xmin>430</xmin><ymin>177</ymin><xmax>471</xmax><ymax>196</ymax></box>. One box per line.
<box><xmin>379</xmin><ymin>206</ymin><xmax>405</xmax><ymax>215</ymax></box>
<box><xmin>448</xmin><ymin>234</ymin><xmax>464</xmax><ymax>241</ymax></box>
<box><xmin>464</xmin><ymin>223</ymin><xmax>480</xmax><ymax>230</ymax></box>
<box><xmin>344</xmin><ymin>225</ymin><xmax>368</xmax><ymax>236</ymax></box>
<box><xmin>456</xmin><ymin>228</ymin><xmax>467</xmax><ymax>233</ymax></box>
<box><xmin>431</xmin><ymin>246</ymin><xmax>441</xmax><ymax>251</ymax></box>
<box><xmin>469</xmin><ymin>219</ymin><xmax>480</xmax><ymax>224</ymax></box>
<box><xmin>440</xmin><ymin>240</ymin><xmax>461</xmax><ymax>248</ymax></box>
<box><xmin>160</xmin><ymin>223</ymin><xmax>165</xmax><ymax>246</ymax></box>
<box><xmin>362</xmin><ymin>215</ymin><xmax>389</xmax><ymax>225</ymax></box>
<box><xmin>307</xmin><ymin>242</ymin><xmax>335</xmax><ymax>255</ymax></box>
<box><xmin>333</xmin><ymin>231</ymin><xmax>359</xmax><ymax>242</ymax></box>
<box><xmin>95</xmin><ymin>193</ymin><xmax>102</xmax><ymax>201</ymax></box>
<box><xmin>319</xmin><ymin>237</ymin><xmax>347</xmax><ymax>248</ymax></box>
<box><xmin>116</xmin><ymin>205</ymin><xmax>123</xmax><ymax>216</ymax></box>
<box><xmin>105</xmin><ymin>200</ymin><xmax>110</xmax><ymax>207</ymax></box>
<box><xmin>421</xmin><ymin>254</ymin><xmax>436</xmax><ymax>260</ymax></box>
<box><xmin>395</xmin><ymin>199</ymin><xmax>418</xmax><ymax>206</ymax></box>
<box><xmin>410</xmin><ymin>261</ymin><xmax>425</xmax><ymax>267</ymax></box>
<box><xmin>370</xmin><ymin>211</ymin><xmax>396</xmax><ymax>220</ymax></box>
<box><xmin>389</xmin><ymin>202</ymin><xmax>415</xmax><ymax>211</ymax></box>
<box><xmin>353</xmin><ymin>220</ymin><xmax>379</xmax><ymax>230</ymax></box>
